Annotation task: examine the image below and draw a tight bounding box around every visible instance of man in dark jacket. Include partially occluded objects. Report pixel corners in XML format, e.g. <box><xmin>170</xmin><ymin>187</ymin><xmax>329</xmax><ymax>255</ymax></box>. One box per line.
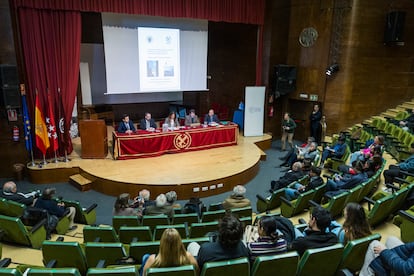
<box><xmin>290</xmin><ymin>206</ymin><xmax>338</xmax><ymax>256</ymax></box>
<box><xmin>284</xmin><ymin>166</ymin><xmax>324</xmax><ymax>200</ymax></box>
<box><xmin>270</xmin><ymin>162</ymin><xmax>304</xmax><ymax>191</ymax></box>
<box><xmin>1</xmin><ymin>181</ymin><xmax>38</xmax><ymax>206</ymax></box>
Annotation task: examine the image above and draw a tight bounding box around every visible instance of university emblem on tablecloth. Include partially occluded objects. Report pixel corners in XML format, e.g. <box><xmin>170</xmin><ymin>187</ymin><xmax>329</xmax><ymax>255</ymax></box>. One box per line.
<box><xmin>174</xmin><ymin>132</ymin><xmax>192</xmax><ymax>149</ymax></box>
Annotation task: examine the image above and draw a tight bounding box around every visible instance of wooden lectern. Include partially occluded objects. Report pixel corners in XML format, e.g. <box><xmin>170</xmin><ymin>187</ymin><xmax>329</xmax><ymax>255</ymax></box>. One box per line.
<box><xmin>79</xmin><ymin>119</ymin><xmax>108</xmax><ymax>158</ymax></box>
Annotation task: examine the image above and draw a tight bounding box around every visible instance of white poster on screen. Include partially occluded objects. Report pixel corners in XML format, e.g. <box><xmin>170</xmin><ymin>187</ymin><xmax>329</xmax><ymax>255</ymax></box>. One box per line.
<box><xmin>138</xmin><ymin>27</ymin><xmax>180</xmax><ymax>91</ymax></box>
<box><xmin>244</xmin><ymin>86</ymin><xmax>265</xmax><ymax>136</ymax></box>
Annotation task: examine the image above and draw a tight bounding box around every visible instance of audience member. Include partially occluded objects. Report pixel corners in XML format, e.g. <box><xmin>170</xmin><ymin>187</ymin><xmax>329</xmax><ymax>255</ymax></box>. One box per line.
<box><xmin>131</xmin><ymin>189</ymin><xmax>155</xmax><ymax>209</ymax></box>
<box><xmin>290</xmin><ymin>206</ymin><xmax>338</xmax><ymax>256</ymax></box>
<box><xmin>118</xmin><ymin>114</ymin><xmax>136</xmax><ymax>134</ymax></box>
<box><xmin>270</xmin><ymin>162</ymin><xmax>304</xmax><ymax>191</ymax></box>
<box><xmin>247</xmin><ymin>216</ymin><xmax>287</xmax><ymax>260</ymax></box>
<box><xmin>279</xmin><ymin>137</ymin><xmax>314</xmax><ymax>167</ymax></box>
<box><xmin>142</xmin><ymin>228</ymin><xmax>199</xmax><ymax>276</ymax></box>
<box><xmin>326</xmin><ymin>161</ymin><xmax>367</xmax><ymax>192</ymax></box>
<box><xmin>194</xmin><ymin>214</ymin><xmax>249</xmax><ymax>269</ymax></box>
<box><xmin>319</xmin><ymin>135</ymin><xmax>347</xmax><ymax>168</ymax></box>
<box><xmin>144</xmin><ymin>193</ymin><xmax>174</xmax><ymax>219</ymax></box>
<box><xmin>140</xmin><ymin>112</ymin><xmax>157</xmax><ymax>131</ymax></box>
<box><xmin>349</xmin><ymin>135</ymin><xmax>384</xmax><ymax>165</ymax></box>
<box><xmin>185</xmin><ymin>109</ymin><xmax>200</xmax><ymax>126</ymax></box>
<box><xmin>281</xmin><ymin>142</ymin><xmax>318</xmax><ymax>171</ymax></box>
<box><xmin>284</xmin><ymin>166</ymin><xmax>324</xmax><ymax>201</ymax></box>
<box><xmin>360</xmin><ymin>236</ymin><xmax>414</xmax><ymax>276</ymax></box>
<box><xmin>165</xmin><ymin>191</ymin><xmax>181</xmax><ymax>209</ymax></box>
<box><xmin>222</xmin><ymin>185</ymin><xmax>251</xmax><ymax>210</ymax></box>
<box><xmin>310</xmin><ymin>104</ymin><xmax>322</xmax><ymax>143</ymax></box>
<box><xmin>334</xmin><ymin>202</ymin><xmax>372</xmax><ymax>244</ymax></box>
<box><xmin>164</xmin><ymin>111</ymin><xmax>180</xmax><ymax>128</ymax></box>
<box><xmin>392</xmin><ymin>108</ymin><xmax>414</xmax><ymax>132</ymax></box>
<box><xmin>280</xmin><ymin>112</ymin><xmax>297</xmax><ymax>151</ymax></box>
<box><xmin>383</xmin><ymin>142</ymin><xmax>414</xmax><ymax>185</ymax></box>
<box><xmin>34</xmin><ymin>188</ymin><xmax>77</xmax><ymax>230</ymax></box>
<box><xmin>203</xmin><ymin>109</ymin><xmax>220</xmax><ymax>125</ymax></box>
<box><xmin>113</xmin><ymin>193</ymin><xmax>138</xmax><ymax>216</ymax></box>
<box><xmin>1</xmin><ymin>181</ymin><xmax>38</xmax><ymax>206</ymax></box>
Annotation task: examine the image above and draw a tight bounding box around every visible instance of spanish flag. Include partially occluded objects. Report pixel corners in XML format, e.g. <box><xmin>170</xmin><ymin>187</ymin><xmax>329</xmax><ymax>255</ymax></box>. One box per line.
<box><xmin>35</xmin><ymin>92</ymin><xmax>50</xmax><ymax>154</ymax></box>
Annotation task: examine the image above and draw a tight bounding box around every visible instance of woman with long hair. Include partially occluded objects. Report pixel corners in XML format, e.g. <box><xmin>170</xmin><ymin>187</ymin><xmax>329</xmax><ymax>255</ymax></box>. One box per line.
<box><xmin>247</xmin><ymin>216</ymin><xmax>287</xmax><ymax>260</ymax></box>
<box><xmin>142</xmin><ymin>228</ymin><xmax>198</xmax><ymax>275</ymax></box>
<box><xmin>164</xmin><ymin>111</ymin><xmax>180</xmax><ymax>128</ymax></box>
<box><xmin>340</xmin><ymin>202</ymin><xmax>372</xmax><ymax>243</ymax></box>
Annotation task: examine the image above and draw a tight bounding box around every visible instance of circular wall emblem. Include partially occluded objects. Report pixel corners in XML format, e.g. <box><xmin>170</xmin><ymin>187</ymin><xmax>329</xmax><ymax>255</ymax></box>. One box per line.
<box><xmin>174</xmin><ymin>133</ymin><xmax>192</xmax><ymax>149</ymax></box>
<box><xmin>299</xmin><ymin>27</ymin><xmax>318</xmax><ymax>47</ymax></box>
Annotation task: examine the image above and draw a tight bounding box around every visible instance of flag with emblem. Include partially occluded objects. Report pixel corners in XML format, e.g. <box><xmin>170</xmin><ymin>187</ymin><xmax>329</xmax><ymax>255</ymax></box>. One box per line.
<box><xmin>35</xmin><ymin>92</ymin><xmax>50</xmax><ymax>154</ymax></box>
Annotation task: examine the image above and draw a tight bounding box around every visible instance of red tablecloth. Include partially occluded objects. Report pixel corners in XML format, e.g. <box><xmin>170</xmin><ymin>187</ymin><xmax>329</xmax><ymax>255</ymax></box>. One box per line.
<box><xmin>113</xmin><ymin>124</ymin><xmax>239</xmax><ymax>159</ymax></box>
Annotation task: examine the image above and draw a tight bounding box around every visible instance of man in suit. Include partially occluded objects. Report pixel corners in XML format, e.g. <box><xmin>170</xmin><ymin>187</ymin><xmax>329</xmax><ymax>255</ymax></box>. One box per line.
<box><xmin>118</xmin><ymin>114</ymin><xmax>136</xmax><ymax>134</ymax></box>
<box><xmin>140</xmin><ymin>112</ymin><xmax>157</xmax><ymax>131</ymax></box>
<box><xmin>185</xmin><ymin>109</ymin><xmax>200</xmax><ymax>126</ymax></box>
<box><xmin>204</xmin><ymin>109</ymin><xmax>220</xmax><ymax>125</ymax></box>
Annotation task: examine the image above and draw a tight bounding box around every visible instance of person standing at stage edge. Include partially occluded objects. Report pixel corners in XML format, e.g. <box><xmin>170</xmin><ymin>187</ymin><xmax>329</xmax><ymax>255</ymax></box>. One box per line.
<box><xmin>310</xmin><ymin>103</ymin><xmax>322</xmax><ymax>143</ymax></box>
<box><xmin>281</xmin><ymin>112</ymin><xmax>296</xmax><ymax>151</ymax></box>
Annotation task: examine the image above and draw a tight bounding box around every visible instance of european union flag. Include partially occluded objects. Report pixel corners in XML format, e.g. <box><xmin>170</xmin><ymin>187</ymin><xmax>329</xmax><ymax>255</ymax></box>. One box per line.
<box><xmin>21</xmin><ymin>94</ymin><xmax>33</xmax><ymax>152</ymax></box>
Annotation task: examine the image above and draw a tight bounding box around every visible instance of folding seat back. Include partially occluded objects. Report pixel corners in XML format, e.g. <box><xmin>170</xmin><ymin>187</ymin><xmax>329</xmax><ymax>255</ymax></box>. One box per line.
<box><xmin>230</xmin><ymin>206</ymin><xmax>252</xmax><ymax>219</ymax></box>
<box><xmin>83</xmin><ymin>226</ymin><xmax>119</xmax><ymax>243</ymax></box>
<box><xmin>251</xmin><ymin>251</ymin><xmax>299</xmax><ymax>276</ymax></box>
<box><xmin>0</xmin><ymin>214</ymin><xmax>46</xmax><ymax>249</ymax></box>
<box><xmin>141</xmin><ymin>215</ymin><xmax>170</xmax><ymax>231</ymax></box>
<box><xmin>200</xmin><ymin>257</ymin><xmax>249</xmax><ymax>276</ymax></box>
<box><xmin>398</xmin><ymin>210</ymin><xmax>414</xmax><ymax>243</ymax></box>
<box><xmin>119</xmin><ymin>226</ymin><xmax>152</xmax><ymax>243</ymax></box>
<box><xmin>85</xmin><ymin>242</ymin><xmax>127</xmax><ymax>267</ymax></box>
<box><xmin>207</xmin><ymin>203</ymin><xmax>223</xmax><ymax>211</ymax></box>
<box><xmin>322</xmin><ymin>191</ymin><xmax>350</xmax><ymax>218</ymax></box>
<box><xmin>367</xmin><ymin>195</ymin><xmax>394</xmax><ymax>227</ymax></box>
<box><xmin>201</xmin><ymin>210</ymin><xmax>226</xmax><ymax>222</ymax></box>
<box><xmin>338</xmin><ymin>233</ymin><xmax>381</xmax><ymax>274</ymax></box>
<box><xmin>0</xmin><ymin>198</ymin><xmax>8</xmax><ymax>216</ymax></box>
<box><xmin>26</xmin><ymin>268</ymin><xmax>81</xmax><ymax>275</ymax></box>
<box><xmin>112</xmin><ymin>216</ymin><xmax>140</xmax><ymax>234</ymax></box>
<box><xmin>62</xmin><ymin>199</ymin><xmax>97</xmax><ymax>225</ymax></box>
<box><xmin>388</xmin><ymin>184</ymin><xmax>413</xmax><ymax>215</ymax></box>
<box><xmin>256</xmin><ymin>188</ymin><xmax>285</xmax><ymax>213</ymax></box>
<box><xmin>4</xmin><ymin>200</ymin><xmax>25</xmax><ymax>217</ymax></box>
<box><xmin>312</xmin><ymin>183</ymin><xmax>327</xmax><ymax>204</ymax></box>
<box><xmin>181</xmin><ymin>237</ymin><xmax>210</xmax><ymax>248</ymax></box>
<box><xmin>189</xmin><ymin>221</ymin><xmax>219</xmax><ymax>238</ymax></box>
<box><xmin>42</xmin><ymin>241</ymin><xmax>88</xmax><ymax>275</ymax></box>
<box><xmin>0</xmin><ymin>268</ymin><xmax>23</xmax><ymax>276</ymax></box>
<box><xmin>86</xmin><ymin>266</ymin><xmax>138</xmax><ymax>275</ymax></box>
<box><xmin>296</xmin><ymin>244</ymin><xmax>344</xmax><ymax>276</ymax></box>
<box><xmin>153</xmin><ymin>224</ymin><xmax>187</xmax><ymax>240</ymax></box>
<box><xmin>280</xmin><ymin>190</ymin><xmax>315</xmax><ymax>218</ymax></box>
<box><xmin>146</xmin><ymin>265</ymin><xmax>196</xmax><ymax>276</ymax></box>
<box><xmin>129</xmin><ymin>241</ymin><xmax>160</xmax><ymax>264</ymax></box>
<box><xmin>172</xmin><ymin>213</ymin><xmax>199</xmax><ymax>225</ymax></box>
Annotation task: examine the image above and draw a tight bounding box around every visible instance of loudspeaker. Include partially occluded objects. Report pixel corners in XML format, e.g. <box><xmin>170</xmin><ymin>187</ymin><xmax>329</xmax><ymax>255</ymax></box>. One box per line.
<box><xmin>2</xmin><ymin>86</ymin><xmax>20</xmax><ymax>108</ymax></box>
<box><xmin>384</xmin><ymin>11</ymin><xmax>406</xmax><ymax>45</ymax></box>
<box><xmin>272</xmin><ymin>65</ymin><xmax>297</xmax><ymax>96</ymax></box>
<box><xmin>0</xmin><ymin>65</ymin><xmax>19</xmax><ymax>87</ymax></box>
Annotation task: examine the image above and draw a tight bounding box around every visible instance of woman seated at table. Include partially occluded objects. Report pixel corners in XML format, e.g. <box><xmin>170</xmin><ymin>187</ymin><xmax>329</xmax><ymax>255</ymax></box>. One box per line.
<box><xmin>164</xmin><ymin>111</ymin><xmax>180</xmax><ymax>129</ymax></box>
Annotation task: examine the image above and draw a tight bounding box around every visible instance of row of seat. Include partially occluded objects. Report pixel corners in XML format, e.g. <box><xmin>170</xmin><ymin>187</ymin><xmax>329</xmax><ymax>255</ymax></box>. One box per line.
<box><xmin>0</xmin><ymin>233</ymin><xmax>381</xmax><ymax>276</ymax></box>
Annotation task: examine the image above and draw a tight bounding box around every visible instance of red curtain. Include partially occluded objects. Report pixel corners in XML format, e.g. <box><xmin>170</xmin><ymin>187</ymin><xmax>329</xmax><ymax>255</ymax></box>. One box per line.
<box><xmin>13</xmin><ymin>0</ymin><xmax>265</xmax><ymax>25</ymax></box>
<box><xmin>18</xmin><ymin>8</ymin><xmax>81</xmax><ymax>156</ymax></box>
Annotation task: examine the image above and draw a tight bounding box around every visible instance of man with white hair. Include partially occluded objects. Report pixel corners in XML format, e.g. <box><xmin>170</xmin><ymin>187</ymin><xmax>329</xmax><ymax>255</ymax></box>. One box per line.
<box><xmin>222</xmin><ymin>185</ymin><xmax>251</xmax><ymax>210</ymax></box>
<box><xmin>144</xmin><ymin>193</ymin><xmax>174</xmax><ymax>219</ymax></box>
<box><xmin>1</xmin><ymin>181</ymin><xmax>38</xmax><ymax>206</ymax></box>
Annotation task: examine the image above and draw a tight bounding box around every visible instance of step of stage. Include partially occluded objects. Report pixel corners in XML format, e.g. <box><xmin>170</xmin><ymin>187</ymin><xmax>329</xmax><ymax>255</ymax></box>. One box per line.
<box><xmin>69</xmin><ymin>174</ymin><xmax>92</xmax><ymax>191</ymax></box>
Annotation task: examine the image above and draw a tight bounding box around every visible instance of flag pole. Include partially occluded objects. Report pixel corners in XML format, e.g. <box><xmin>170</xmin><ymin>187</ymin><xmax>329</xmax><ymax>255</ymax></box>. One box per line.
<box><xmin>64</xmin><ymin>149</ymin><xmax>70</xmax><ymax>162</ymax></box>
<box><xmin>28</xmin><ymin>148</ymin><xmax>36</xmax><ymax>167</ymax></box>
<box><xmin>42</xmin><ymin>153</ymin><xmax>47</xmax><ymax>165</ymax></box>
<box><xmin>53</xmin><ymin>150</ymin><xmax>59</xmax><ymax>163</ymax></box>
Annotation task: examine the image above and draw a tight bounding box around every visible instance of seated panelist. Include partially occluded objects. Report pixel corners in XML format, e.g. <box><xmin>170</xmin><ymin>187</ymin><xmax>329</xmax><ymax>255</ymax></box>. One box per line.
<box><xmin>118</xmin><ymin>114</ymin><xmax>136</xmax><ymax>134</ymax></box>
<box><xmin>164</xmin><ymin>111</ymin><xmax>180</xmax><ymax>128</ymax></box>
<box><xmin>204</xmin><ymin>109</ymin><xmax>220</xmax><ymax>125</ymax></box>
<box><xmin>185</xmin><ymin>109</ymin><xmax>200</xmax><ymax>126</ymax></box>
<box><xmin>140</xmin><ymin>112</ymin><xmax>157</xmax><ymax>131</ymax></box>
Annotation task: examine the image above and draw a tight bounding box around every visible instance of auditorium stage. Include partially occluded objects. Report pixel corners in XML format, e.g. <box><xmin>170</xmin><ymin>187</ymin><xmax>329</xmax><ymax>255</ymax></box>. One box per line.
<box><xmin>27</xmin><ymin>127</ymin><xmax>272</xmax><ymax>199</ymax></box>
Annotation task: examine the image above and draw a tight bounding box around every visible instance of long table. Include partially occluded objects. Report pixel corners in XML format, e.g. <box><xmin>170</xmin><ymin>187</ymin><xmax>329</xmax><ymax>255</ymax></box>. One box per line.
<box><xmin>113</xmin><ymin>124</ymin><xmax>239</xmax><ymax>159</ymax></box>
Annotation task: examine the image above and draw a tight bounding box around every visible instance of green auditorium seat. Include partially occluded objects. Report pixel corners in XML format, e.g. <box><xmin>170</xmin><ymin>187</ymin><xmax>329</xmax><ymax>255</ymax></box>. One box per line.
<box><xmin>188</xmin><ymin>221</ymin><xmax>218</xmax><ymax>238</ymax></box>
<box><xmin>112</xmin><ymin>216</ymin><xmax>141</xmax><ymax>234</ymax></box>
<box><xmin>129</xmin><ymin>241</ymin><xmax>160</xmax><ymax>264</ymax></box>
<box><xmin>200</xmin><ymin>210</ymin><xmax>226</xmax><ymax>222</ymax></box>
<box><xmin>118</xmin><ymin>226</ymin><xmax>152</xmax><ymax>243</ymax></box>
<box><xmin>62</xmin><ymin>199</ymin><xmax>97</xmax><ymax>225</ymax></box>
<box><xmin>199</xmin><ymin>257</ymin><xmax>250</xmax><ymax>276</ymax></box>
<box><xmin>141</xmin><ymin>215</ymin><xmax>170</xmax><ymax>231</ymax></box>
<box><xmin>2</xmin><ymin>200</ymin><xmax>25</xmax><ymax>217</ymax></box>
<box><xmin>0</xmin><ymin>214</ymin><xmax>46</xmax><ymax>249</ymax></box>
<box><xmin>25</xmin><ymin>268</ymin><xmax>81</xmax><ymax>276</ymax></box>
<box><xmin>153</xmin><ymin>224</ymin><xmax>187</xmax><ymax>240</ymax></box>
<box><xmin>181</xmin><ymin>237</ymin><xmax>210</xmax><ymax>248</ymax></box>
<box><xmin>364</xmin><ymin>194</ymin><xmax>394</xmax><ymax>227</ymax></box>
<box><xmin>42</xmin><ymin>240</ymin><xmax>88</xmax><ymax>275</ymax></box>
<box><xmin>296</xmin><ymin>243</ymin><xmax>344</xmax><ymax>276</ymax></box>
<box><xmin>85</xmin><ymin>242</ymin><xmax>127</xmax><ymax>267</ymax></box>
<box><xmin>207</xmin><ymin>202</ymin><xmax>223</xmax><ymax>211</ymax></box>
<box><xmin>251</xmin><ymin>251</ymin><xmax>299</xmax><ymax>276</ymax></box>
<box><xmin>146</xmin><ymin>265</ymin><xmax>196</xmax><ymax>276</ymax></box>
<box><xmin>230</xmin><ymin>206</ymin><xmax>252</xmax><ymax>219</ymax></box>
<box><xmin>280</xmin><ymin>189</ymin><xmax>315</xmax><ymax>218</ymax></box>
<box><xmin>397</xmin><ymin>210</ymin><xmax>414</xmax><ymax>243</ymax></box>
<box><xmin>0</xmin><ymin>268</ymin><xmax>23</xmax><ymax>276</ymax></box>
<box><xmin>311</xmin><ymin>191</ymin><xmax>350</xmax><ymax>218</ymax></box>
<box><xmin>337</xmin><ymin>233</ymin><xmax>381</xmax><ymax>275</ymax></box>
<box><xmin>83</xmin><ymin>226</ymin><xmax>119</xmax><ymax>243</ymax></box>
<box><xmin>172</xmin><ymin>213</ymin><xmax>199</xmax><ymax>225</ymax></box>
<box><xmin>86</xmin><ymin>266</ymin><xmax>138</xmax><ymax>275</ymax></box>
<box><xmin>256</xmin><ymin>188</ymin><xmax>285</xmax><ymax>213</ymax></box>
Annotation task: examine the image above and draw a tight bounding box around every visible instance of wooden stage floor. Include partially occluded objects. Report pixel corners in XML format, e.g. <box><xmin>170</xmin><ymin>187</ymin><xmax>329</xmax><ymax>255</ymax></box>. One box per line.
<box><xmin>28</xmin><ymin>127</ymin><xmax>272</xmax><ymax>199</ymax></box>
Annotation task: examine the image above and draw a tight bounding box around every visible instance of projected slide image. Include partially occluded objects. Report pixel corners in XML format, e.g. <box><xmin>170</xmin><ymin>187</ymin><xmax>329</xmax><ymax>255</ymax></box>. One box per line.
<box><xmin>163</xmin><ymin>62</ymin><xmax>174</xmax><ymax>77</ymax></box>
<box><xmin>147</xmin><ymin>60</ymin><xmax>159</xmax><ymax>77</ymax></box>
